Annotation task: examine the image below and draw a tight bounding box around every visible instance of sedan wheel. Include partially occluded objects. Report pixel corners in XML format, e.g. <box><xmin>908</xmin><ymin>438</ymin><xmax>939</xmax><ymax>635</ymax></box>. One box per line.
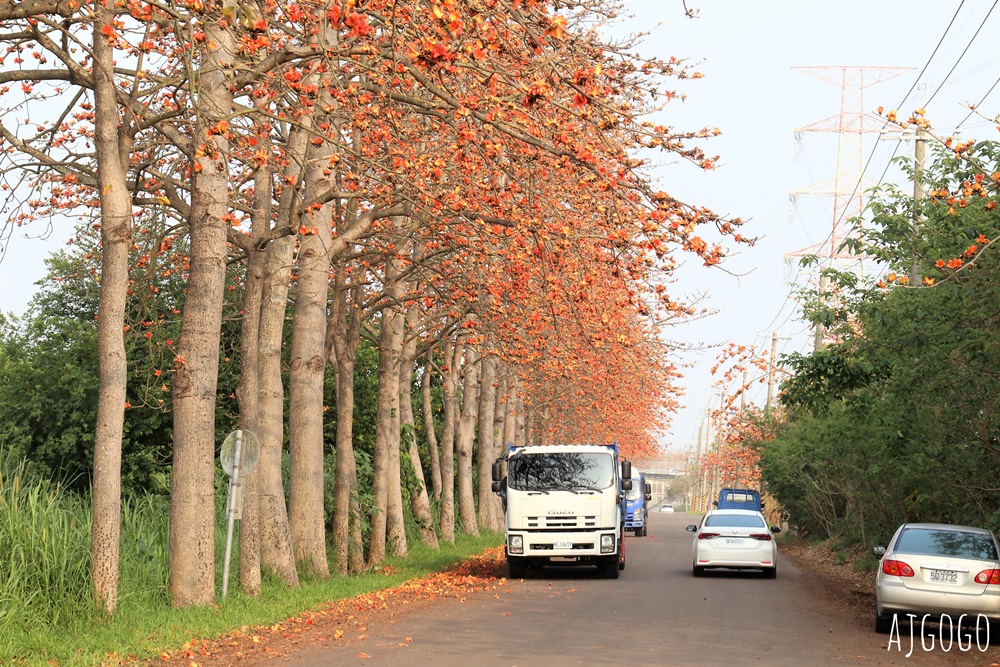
<box><xmin>762</xmin><ymin>566</ymin><xmax>777</xmax><ymax>579</ymax></box>
<box><xmin>692</xmin><ymin>565</ymin><xmax>705</xmax><ymax>577</ymax></box>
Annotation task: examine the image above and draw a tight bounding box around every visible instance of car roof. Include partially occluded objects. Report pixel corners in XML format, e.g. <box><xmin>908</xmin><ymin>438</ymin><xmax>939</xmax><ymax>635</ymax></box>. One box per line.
<box><xmin>705</xmin><ymin>509</ymin><xmax>763</xmax><ymax>516</ymax></box>
<box><xmin>897</xmin><ymin>522</ymin><xmax>994</xmax><ymax>535</ymax></box>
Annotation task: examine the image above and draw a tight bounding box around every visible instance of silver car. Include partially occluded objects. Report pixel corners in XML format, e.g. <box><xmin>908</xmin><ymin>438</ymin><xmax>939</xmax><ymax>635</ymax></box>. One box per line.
<box><xmin>686</xmin><ymin>509</ymin><xmax>780</xmax><ymax>578</ymax></box>
<box><xmin>873</xmin><ymin>523</ymin><xmax>1000</xmax><ymax>634</ymax></box>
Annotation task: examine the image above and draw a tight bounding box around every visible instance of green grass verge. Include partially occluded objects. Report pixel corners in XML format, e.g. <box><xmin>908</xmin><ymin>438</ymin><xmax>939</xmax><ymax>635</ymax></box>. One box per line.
<box><xmin>0</xmin><ymin>455</ymin><xmax>503</xmax><ymax>667</ymax></box>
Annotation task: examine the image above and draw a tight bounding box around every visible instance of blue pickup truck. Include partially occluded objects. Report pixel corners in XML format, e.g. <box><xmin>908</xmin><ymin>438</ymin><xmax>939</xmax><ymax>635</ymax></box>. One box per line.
<box><xmin>715</xmin><ymin>487</ymin><xmax>762</xmax><ymax>512</ymax></box>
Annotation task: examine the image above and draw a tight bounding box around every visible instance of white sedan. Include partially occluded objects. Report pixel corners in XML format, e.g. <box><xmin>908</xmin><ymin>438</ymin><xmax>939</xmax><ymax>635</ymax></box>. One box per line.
<box><xmin>686</xmin><ymin>509</ymin><xmax>780</xmax><ymax>578</ymax></box>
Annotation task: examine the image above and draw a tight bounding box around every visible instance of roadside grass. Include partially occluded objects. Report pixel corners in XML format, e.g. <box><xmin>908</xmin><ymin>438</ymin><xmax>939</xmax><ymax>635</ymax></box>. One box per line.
<box><xmin>0</xmin><ymin>456</ymin><xmax>503</xmax><ymax>667</ymax></box>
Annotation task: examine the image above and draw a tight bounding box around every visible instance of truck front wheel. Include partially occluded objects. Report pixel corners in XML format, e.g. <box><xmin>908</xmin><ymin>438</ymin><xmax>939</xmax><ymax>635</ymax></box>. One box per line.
<box><xmin>508</xmin><ymin>558</ymin><xmax>526</xmax><ymax>579</ymax></box>
<box><xmin>601</xmin><ymin>556</ymin><xmax>620</xmax><ymax>579</ymax></box>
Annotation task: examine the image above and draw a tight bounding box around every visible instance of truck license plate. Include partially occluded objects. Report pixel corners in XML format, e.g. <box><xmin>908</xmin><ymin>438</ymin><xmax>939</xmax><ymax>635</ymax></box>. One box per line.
<box><xmin>554</xmin><ymin>540</ymin><xmax>572</xmax><ymax>549</ymax></box>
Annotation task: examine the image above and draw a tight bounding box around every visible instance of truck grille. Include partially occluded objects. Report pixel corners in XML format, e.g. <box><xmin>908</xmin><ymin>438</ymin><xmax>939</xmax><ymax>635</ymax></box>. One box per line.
<box><xmin>530</xmin><ymin>542</ymin><xmax>594</xmax><ymax>551</ymax></box>
<box><xmin>526</xmin><ymin>515</ymin><xmax>598</xmax><ymax>529</ymax></box>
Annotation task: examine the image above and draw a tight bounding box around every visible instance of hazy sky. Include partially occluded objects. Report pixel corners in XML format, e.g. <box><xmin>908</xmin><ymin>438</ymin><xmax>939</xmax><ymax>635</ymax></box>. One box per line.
<box><xmin>610</xmin><ymin>0</ymin><xmax>1000</xmax><ymax>453</ymax></box>
<box><xmin>1</xmin><ymin>0</ymin><xmax>997</xmax><ymax>455</ymax></box>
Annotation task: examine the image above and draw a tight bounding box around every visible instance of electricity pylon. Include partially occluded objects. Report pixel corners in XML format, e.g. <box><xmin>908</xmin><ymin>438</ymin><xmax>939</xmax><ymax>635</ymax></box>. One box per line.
<box><xmin>786</xmin><ymin>66</ymin><xmax>915</xmax><ymax>277</ymax></box>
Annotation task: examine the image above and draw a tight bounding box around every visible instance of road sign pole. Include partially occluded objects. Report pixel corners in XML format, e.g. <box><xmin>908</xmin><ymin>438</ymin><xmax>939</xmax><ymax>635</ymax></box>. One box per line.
<box><xmin>222</xmin><ymin>432</ymin><xmax>243</xmax><ymax>598</ymax></box>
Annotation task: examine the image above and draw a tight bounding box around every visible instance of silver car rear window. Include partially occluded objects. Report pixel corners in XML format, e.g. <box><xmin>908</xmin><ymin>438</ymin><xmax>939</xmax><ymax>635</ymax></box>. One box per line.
<box><xmin>896</xmin><ymin>528</ymin><xmax>999</xmax><ymax>560</ymax></box>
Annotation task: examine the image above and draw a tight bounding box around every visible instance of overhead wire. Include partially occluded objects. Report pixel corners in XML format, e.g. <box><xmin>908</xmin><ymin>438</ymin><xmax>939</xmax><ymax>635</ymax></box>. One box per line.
<box><xmin>896</xmin><ymin>0</ymin><xmax>966</xmax><ymax>110</ymax></box>
<box><xmin>925</xmin><ymin>0</ymin><xmax>998</xmax><ymax>108</ymax></box>
<box><xmin>956</xmin><ymin>70</ymin><xmax>1000</xmax><ymax>130</ymax></box>
<box><xmin>705</xmin><ymin>2</ymin><xmax>980</xmax><ymax>417</ymax></box>
<box><xmin>755</xmin><ymin>0</ymin><xmax>972</xmax><ymax>344</ymax></box>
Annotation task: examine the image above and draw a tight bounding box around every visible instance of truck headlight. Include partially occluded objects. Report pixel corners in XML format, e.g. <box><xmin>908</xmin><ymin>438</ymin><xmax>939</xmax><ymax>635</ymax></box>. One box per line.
<box><xmin>509</xmin><ymin>535</ymin><xmax>524</xmax><ymax>555</ymax></box>
<box><xmin>601</xmin><ymin>534</ymin><xmax>615</xmax><ymax>554</ymax></box>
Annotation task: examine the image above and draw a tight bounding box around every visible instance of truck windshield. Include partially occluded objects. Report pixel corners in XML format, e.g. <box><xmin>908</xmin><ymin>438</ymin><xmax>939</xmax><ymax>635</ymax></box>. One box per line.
<box><xmin>507</xmin><ymin>453</ymin><xmax>614</xmax><ymax>491</ymax></box>
<box><xmin>627</xmin><ymin>484</ymin><xmax>644</xmax><ymax>500</ymax></box>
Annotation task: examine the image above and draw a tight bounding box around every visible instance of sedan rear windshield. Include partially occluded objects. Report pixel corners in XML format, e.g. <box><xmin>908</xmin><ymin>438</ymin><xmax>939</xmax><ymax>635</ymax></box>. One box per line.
<box><xmin>895</xmin><ymin>528</ymin><xmax>999</xmax><ymax>561</ymax></box>
<box><xmin>705</xmin><ymin>514</ymin><xmax>766</xmax><ymax>528</ymax></box>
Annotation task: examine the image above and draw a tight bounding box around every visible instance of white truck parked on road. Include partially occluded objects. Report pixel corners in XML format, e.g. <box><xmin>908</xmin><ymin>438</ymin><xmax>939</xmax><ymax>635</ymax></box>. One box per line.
<box><xmin>492</xmin><ymin>442</ymin><xmax>632</xmax><ymax>579</ymax></box>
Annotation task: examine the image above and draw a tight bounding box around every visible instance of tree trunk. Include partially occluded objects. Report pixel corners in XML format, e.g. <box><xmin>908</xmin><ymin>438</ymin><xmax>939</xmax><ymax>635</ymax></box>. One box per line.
<box><xmin>477</xmin><ymin>355</ymin><xmax>503</xmax><ymax>532</ymax></box>
<box><xmin>287</xmin><ymin>164</ymin><xmax>333</xmax><ymax>577</ymax></box>
<box><xmin>494</xmin><ymin>369</ymin><xmax>509</xmax><ymax>453</ymax></box>
<box><xmin>456</xmin><ymin>344</ymin><xmax>480</xmax><ymax>537</ymax></box>
<box><xmin>254</xmin><ymin>122</ymin><xmax>312</xmax><ymax>587</ymax></box>
<box><xmin>168</xmin><ymin>11</ymin><xmax>235</xmax><ymax>608</ymax></box>
<box><xmin>401</xmin><ymin>309</ymin><xmax>437</xmax><ymax>547</ymax></box>
<box><xmin>233</xmin><ymin>159</ymin><xmax>274</xmax><ymax>597</ymax></box>
<box><xmin>371</xmin><ymin>229</ymin><xmax>408</xmax><ymax>564</ymax></box>
<box><xmin>421</xmin><ymin>358</ymin><xmax>442</xmax><ymax>503</ymax></box>
<box><xmin>256</xmin><ymin>231</ymin><xmax>299</xmax><ymax>586</ymax></box>
<box><xmin>510</xmin><ymin>375</ymin><xmax>526</xmax><ymax>447</ymax></box>
<box><xmin>439</xmin><ymin>342</ymin><xmax>460</xmax><ymax>544</ymax></box>
<box><xmin>90</xmin><ymin>9</ymin><xmax>132</xmax><ymax>613</ymax></box>
<box><xmin>328</xmin><ymin>259</ymin><xmax>366</xmax><ymax>574</ymax></box>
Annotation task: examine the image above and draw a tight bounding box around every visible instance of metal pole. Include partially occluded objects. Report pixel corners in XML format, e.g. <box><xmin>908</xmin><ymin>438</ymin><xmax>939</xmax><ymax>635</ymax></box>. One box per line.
<box><xmin>222</xmin><ymin>431</ymin><xmax>243</xmax><ymax>598</ymax></box>
<box><xmin>909</xmin><ymin>126</ymin><xmax>926</xmax><ymax>285</ymax></box>
<box><xmin>767</xmin><ymin>332</ymin><xmax>779</xmax><ymax>405</ymax></box>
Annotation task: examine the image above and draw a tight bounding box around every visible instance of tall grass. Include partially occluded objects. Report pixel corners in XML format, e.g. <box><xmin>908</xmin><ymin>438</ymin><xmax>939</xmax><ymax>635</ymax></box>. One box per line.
<box><xmin>0</xmin><ymin>453</ymin><xmax>503</xmax><ymax>666</ymax></box>
<box><xmin>0</xmin><ymin>455</ymin><xmax>92</xmax><ymax>632</ymax></box>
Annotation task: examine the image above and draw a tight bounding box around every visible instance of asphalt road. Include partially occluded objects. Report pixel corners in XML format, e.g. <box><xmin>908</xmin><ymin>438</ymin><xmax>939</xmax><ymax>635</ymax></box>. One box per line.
<box><xmin>264</xmin><ymin>513</ymin><xmax>999</xmax><ymax>666</ymax></box>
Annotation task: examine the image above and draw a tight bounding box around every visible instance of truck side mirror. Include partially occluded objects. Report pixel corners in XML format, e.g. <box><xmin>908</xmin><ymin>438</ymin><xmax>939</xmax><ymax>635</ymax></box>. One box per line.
<box><xmin>491</xmin><ymin>460</ymin><xmax>503</xmax><ymax>483</ymax></box>
<box><xmin>622</xmin><ymin>478</ymin><xmax>632</xmax><ymax>491</ymax></box>
<box><xmin>621</xmin><ymin>460</ymin><xmax>631</xmax><ymax>480</ymax></box>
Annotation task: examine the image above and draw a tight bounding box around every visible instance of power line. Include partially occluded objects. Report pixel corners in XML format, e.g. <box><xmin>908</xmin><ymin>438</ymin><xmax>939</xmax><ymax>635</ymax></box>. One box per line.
<box><xmin>748</xmin><ymin>4</ymin><xmax>981</xmax><ymax>390</ymax></box>
<box><xmin>956</xmin><ymin>71</ymin><xmax>1000</xmax><ymax>130</ymax></box>
<box><xmin>926</xmin><ymin>0</ymin><xmax>998</xmax><ymax>108</ymax></box>
<box><xmin>896</xmin><ymin>0</ymin><xmax>966</xmax><ymax>110</ymax></box>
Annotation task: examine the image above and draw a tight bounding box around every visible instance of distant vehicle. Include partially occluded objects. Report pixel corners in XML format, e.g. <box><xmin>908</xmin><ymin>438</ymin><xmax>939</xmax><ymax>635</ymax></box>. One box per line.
<box><xmin>686</xmin><ymin>509</ymin><xmax>780</xmax><ymax>578</ymax></box>
<box><xmin>715</xmin><ymin>488</ymin><xmax>762</xmax><ymax>513</ymax></box>
<box><xmin>659</xmin><ymin>504</ymin><xmax>675</xmax><ymax>513</ymax></box>
<box><xmin>625</xmin><ymin>469</ymin><xmax>651</xmax><ymax>537</ymax></box>
<box><xmin>872</xmin><ymin>523</ymin><xmax>1000</xmax><ymax>634</ymax></box>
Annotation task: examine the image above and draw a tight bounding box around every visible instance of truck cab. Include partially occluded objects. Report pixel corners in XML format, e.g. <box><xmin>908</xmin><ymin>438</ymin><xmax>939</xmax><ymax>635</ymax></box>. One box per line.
<box><xmin>715</xmin><ymin>487</ymin><xmax>763</xmax><ymax>512</ymax></box>
<box><xmin>624</xmin><ymin>470</ymin><xmax>652</xmax><ymax>537</ymax></box>
<box><xmin>492</xmin><ymin>443</ymin><xmax>632</xmax><ymax>579</ymax></box>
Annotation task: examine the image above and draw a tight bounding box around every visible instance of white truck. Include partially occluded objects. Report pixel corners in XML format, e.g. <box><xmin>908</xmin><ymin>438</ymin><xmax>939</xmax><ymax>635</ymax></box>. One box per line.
<box><xmin>492</xmin><ymin>442</ymin><xmax>632</xmax><ymax>579</ymax></box>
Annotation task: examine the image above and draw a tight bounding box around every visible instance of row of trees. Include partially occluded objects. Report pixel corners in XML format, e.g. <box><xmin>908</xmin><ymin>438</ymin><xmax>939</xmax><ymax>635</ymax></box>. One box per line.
<box><xmin>0</xmin><ymin>0</ymin><xmax>745</xmax><ymax>613</ymax></box>
<box><xmin>705</xmin><ymin>131</ymin><xmax>1000</xmax><ymax>551</ymax></box>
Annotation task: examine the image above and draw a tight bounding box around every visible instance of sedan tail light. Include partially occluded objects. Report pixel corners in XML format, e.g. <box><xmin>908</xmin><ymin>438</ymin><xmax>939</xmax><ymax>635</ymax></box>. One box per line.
<box><xmin>697</xmin><ymin>532</ymin><xmax>720</xmax><ymax>540</ymax></box>
<box><xmin>974</xmin><ymin>569</ymin><xmax>1000</xmax><ymax>584</ymax></box>
<box><xmin>882</xmin><ymin>559</ymin><xmax>914</xmax><ymax>577</ymax></box>
<box><xmin>748</xmin><ymin>533</ymin><xmax>773</xmax><ymax>541</ymax></box>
